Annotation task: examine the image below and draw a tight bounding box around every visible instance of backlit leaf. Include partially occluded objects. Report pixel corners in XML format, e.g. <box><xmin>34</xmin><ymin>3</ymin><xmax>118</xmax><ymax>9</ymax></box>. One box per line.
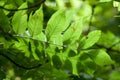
<box><xmin>68</xmin><ymin>55</ymin><xmax>80</xmax><ymax>75</ymax></box>
<box><xmin>63</xmin><ymin>19</ymin><xmax>82</xmax><ymax>42</ymax></box>
<box><xmin>28</xmin><ymin>5</ymin><xmax>43</xmax><ymax>37</ymax></box>
<box><xmin>99</xmin><ymin>0</ymin><xmax>112</xmax><ymax>2</ymax></box>
<box><xmin>82</xmin><ymin>30</ymin><xmax>101</xmax><ymax>49</ymax></box>
<box><xmin>46</xmin><ymin>9</ymin><xmax>73</xmax><ymax>40</ymax></box>
<box><xmin>12</xmin><ymin>2</ymin><xmax>27</xmax><ymax>34</ymax></box>
<box><xmin>49</xmin><ymin>34</ymin><xmax>63</xmax><ymax>49</ymax></box>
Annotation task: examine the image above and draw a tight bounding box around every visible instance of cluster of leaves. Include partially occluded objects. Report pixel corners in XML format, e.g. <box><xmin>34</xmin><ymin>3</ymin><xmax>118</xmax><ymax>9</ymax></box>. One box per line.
<box><xmin>0</xmin><ymin>0</ymin><xmax>120</xmax><ymax>80</ymax></box>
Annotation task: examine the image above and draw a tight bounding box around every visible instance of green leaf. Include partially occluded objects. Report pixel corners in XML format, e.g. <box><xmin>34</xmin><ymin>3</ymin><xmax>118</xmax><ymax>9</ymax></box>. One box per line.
<box><xmin>13</xmin><ymin>38</ymin><xmax>30</xmax><ymax>57</ymax></box>
<box><xmin>52</xmin><ymin>55</ymin><xmax>62</xmax><ymax>69</ymax></box>
<box><xmin>56</xmin><ymin>0</ymin><xmax>65</xmax><ymax>9</ymax></box>
<box><xmin>118</xmin><ymin>2</ymin><xmax>120</xmax><ymax>11</ymax></box>
<box><xmin>68</xmin><ymin>55</ymin><xmax>80</xmax><ymax>75</ymax></box>
<box><xmin>33</xmin><ymin>32</ymin><xmax>46</xmax><ymax>42</ymax></box>
<box><xmin>110</xmin><ymin>71</ymin><xmax>120</xmax><ymax>80</ymax></box>
<box><xmin>29</xmin><ymin>41</ymin><xmax>40</xmax><ymax>60</ymax></box>
<box><xmin>98</xmin><ymin>31</ymin><xmax>118</xmax><ymax>48</ymax></box>
<box><xmin>0</xmin><ymin>70</ymin><xmax>5</xmax><ymax>80</ymax></box>
<box><xmin>99</xmin><ymin>0</ymin><xmax>112</xmax><ymax>2</ymax></box>
<box><xmin>0</xmin><ymin>10</ymin><xmax>10</xmax><ymax>32</ymax></box>
<box><xmin>81</xmin><ymin>58</ymin><xmax>96</xmax><ymax>76</ymax></box>
<box><xmin>28</xmin><ymin>5</ymin><xmax>43</xmax><ymax>37</ymax></box>
<box><xmin>46</xmin><ymin>46</ymin><xmax>56</xmax><ymax>59</ymax></box>
<box><xmin>49</xmin><ymin>34</ymin><xmax>63</xmax><ymax>49</ymax></box>
<box><xmin>27</xmin><ymin>0</ymin><xmax>34</xmax><ymax>3</ymax></box>
<box><xmin>13</xmin><ymin>38</ymin><xmax>40</xmax><ymax>60</ymax></box>
<box><xmin>63</xmin><ymin>59</ymin><xmax>72</xmax><ymax>74</ymax></box>
<box><xmin>86</xmin><ymin>49</ymin><xmax>113</xmax><ymax>67</ymax></box>
<box><xmin>14</xmin><ymin>0</ymin><xmax>24</xmax><ymax>6</ymax></box>
<box><xmin>12</xmin><ymin>2</ymin><xmax>28</xmax><ymax>34</ymax></box>
<box><xmin>82</xmin><ymin>30</ymin><xmax>101</xmax><ymax>49</ymax></box>
<box><xmin>63</xmin><ymin>19</ymin><xmax>82</xmax><ymax>42</ymax></box>
<box><xmin>46</xmin><ymin>9</ymin><xmax>73</xmax><ymax>40</ymax></box>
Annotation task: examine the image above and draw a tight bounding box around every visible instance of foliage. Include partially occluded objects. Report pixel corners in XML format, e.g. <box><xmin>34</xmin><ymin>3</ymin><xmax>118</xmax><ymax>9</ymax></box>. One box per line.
<box><xmin>0</xmin><ymin>0</ymin><xmax>120</xmax><ymax>80</ymax></box>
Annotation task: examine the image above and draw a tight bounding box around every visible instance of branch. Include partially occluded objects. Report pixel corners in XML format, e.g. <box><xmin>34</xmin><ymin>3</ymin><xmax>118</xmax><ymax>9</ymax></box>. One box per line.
<box><xmin>0</xmin><ymin>0</ymin><xmax>46</xmax><ymax>11</ymax></box>
<box><xmin>14</xmin><ymin>35</ymin><xmax>120</xmax><ymax>53</ymax></box>
<box><xmin>14</xmin><ymin>35</ymin><xmax>68</xmax><ymax>48</ymax></box>
<box><xmin>0</xmin><ymin>52</ymin><xmax>49</xmax><ymax>70</ymax></box>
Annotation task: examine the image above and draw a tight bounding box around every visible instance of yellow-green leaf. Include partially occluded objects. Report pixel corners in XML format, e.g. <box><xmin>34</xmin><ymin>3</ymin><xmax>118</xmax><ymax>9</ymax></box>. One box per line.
<box><xmin>12</xmin><ymin>2</ymin><xmax>27</xmax><ymax>34</ymax></box>
<box><xmin>28</xmin><ymin>5</ymin><xmax>43</xmax><ymax>37</ymax></box>
<box><xmin>82</xmin><ymin>30</ymin><xmax>101</xmax><ymax>49</ymax></box>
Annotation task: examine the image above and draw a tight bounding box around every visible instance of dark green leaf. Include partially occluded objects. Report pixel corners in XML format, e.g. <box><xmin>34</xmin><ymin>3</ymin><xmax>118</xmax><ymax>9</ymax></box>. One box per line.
<box><xmin>86</xmin><ymin>49</ymin><xmax>113</xmax><ymax>67</ymax></box>
<box><xmin>0</xmin><ymin>10</ymin><xmax>10</xmax><ymax>32</ymax></box>
<box><xmin>52</xmin><ymin>55</ymin><xmax>62</xmax><ymax>69</ymax></box>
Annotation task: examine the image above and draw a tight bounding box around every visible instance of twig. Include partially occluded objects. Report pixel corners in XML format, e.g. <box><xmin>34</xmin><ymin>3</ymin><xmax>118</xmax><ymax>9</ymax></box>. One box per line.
<box><xmin>0</xmin><ymin>0</ymin><xmax>46</xmax><ymax>11</ymax></box>
<box><xmin>87</xmin><ymin>5</ymin><xmax>96</xmax><ymax>34</ymax></box>
<box><xmin>14</xmin><ymin>35</ymin><xmax>68</xmax><ymax>48</ymax></box>
<box><xmin>0</xmin><ymin>52</ymin><xmax>49</xmax><ymax>70</ymax></box>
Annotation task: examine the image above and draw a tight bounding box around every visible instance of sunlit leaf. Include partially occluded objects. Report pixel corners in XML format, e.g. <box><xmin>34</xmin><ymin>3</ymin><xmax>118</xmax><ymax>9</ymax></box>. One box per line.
<box><xmin>82</xmin><ymin>30</ymin><xmax>101</xmax><ymax>49</ymax></box>
<box><xmin>63</xmin><ymin>19</ymin><xmax>82</xmax><ymax>43</ymax></box>
<box><xmin>46</xmin><ymin>9</ymin><xmax>73</xmax><ymax>40</ymax></box>
<box><xmin>12</xmin><ymin>2</ymin><xmax>27</xmax><ymax>34</ymax></box>
<box><xmin>28</xmin><ymin>5</ymin><xmax>43</xmax><ymax>37</ymax></box>
<box><xmin>99</xmin><ymin>0</ymin><xmax>112</xmax><ymax>2</ymax></box>
<box><xmin>49</xmin><ymin>34</ymin><xmax>63</xmax><ymax>49</ymax></box>
<box><xmin>68</xmin><ymin>55</ymin><xmax>80</xmax><ymax>75</ymax></box>
<box><xmin>56</xmin><ymin>0</ymin><xmax>65</xmax><ymax>9</ymax></box>
<box><xmin>33</xmin><ymin>32</ymin><xmax>46</xmax><ymax>42</ymax></box>
<box><xmin>118</xmin><ymin>2</ymin><xmax>120</xmax><ymax>11</ymax></box>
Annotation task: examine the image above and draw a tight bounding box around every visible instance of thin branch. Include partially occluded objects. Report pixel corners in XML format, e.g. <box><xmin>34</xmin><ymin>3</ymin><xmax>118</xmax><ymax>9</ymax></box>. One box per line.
<box><xmin>0</xmin><ymin>0</ymin><xmax>46</xmax><ymax>11</ymax></box>
<box><xmin>0</xmin><ymin>52</ymin><xmax>49</xmax><ymax>70</ymax></box>
<box><xmin>14</xmin><ymin>35</ymin><xmax>120</xmax><ymax>53</ymax></box>
<box><xmin>14</xmin><ymin>35</ymin><xmax>68</xmax><ymax>48</ymax></box>
<box><xmin>87</xmin><ymin>5</ymin><xmax>96</xmax><ymax>34</ymax></box>
<box><xmin>0</xmin><ymin>53</ymin><xmax>48</xmax><ymax>70</ymax></box>
<box><xmin>1</xmin><ymin>37</ymin><xmax>120</xmax><ymax>70</ymax></box>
